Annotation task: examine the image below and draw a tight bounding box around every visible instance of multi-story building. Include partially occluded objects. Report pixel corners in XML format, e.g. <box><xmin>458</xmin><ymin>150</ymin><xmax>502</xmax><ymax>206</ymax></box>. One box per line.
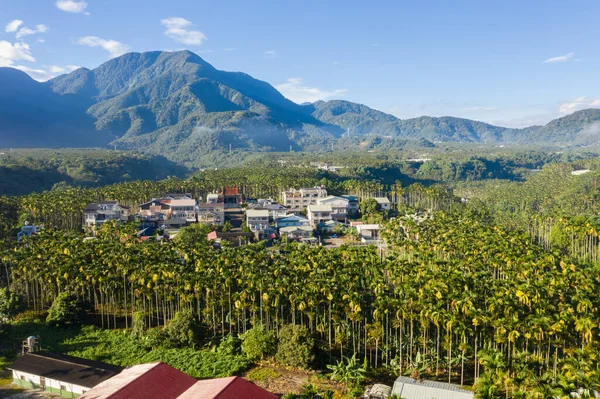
<box><xmin>341</xmin><ymin>195</ymin><xmax>359</xmax><ymax>217</ymax></box>
<box><xmin>281</xmin><ymin>187</ymin><xmax>328</xmax><ymax>213</ymax></box>
<box><xmin>246</xmin><ymin>210</ymin><xmax>270</xmax><ymax>232</ymax></box>
<box><xmin>316</xmin><ymin>196</ymin><xmax>349</xmax><ymax>221</ymax></box>
<box><xmin>84</xmin><ymin>201</ymin><xmax>127</xmax><ymax>229</ymax></box>
<box><xmin>169</xmin><ymin>199</ymin><xmax>197</xmax><ymax>222</ymax></box>
<box><xmin>197</xmin><ymin>203</ymin><xmax>225</xmax><ymax>225</ymax></box>
<box><xmin>306</xmin><ymin>205</ymin><xmax>333</xmax><ymax>226</ymax></box>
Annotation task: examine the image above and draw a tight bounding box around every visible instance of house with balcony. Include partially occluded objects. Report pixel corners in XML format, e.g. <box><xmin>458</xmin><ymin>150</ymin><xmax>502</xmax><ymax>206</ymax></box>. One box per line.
<box><xmin>84</xmin><ymin>201</ymin><xmax>127</xmax><ymax>230</ymax></box>
<box><xmin>307</xmin><ymin>205</ymin><xmax>332</xmax><ymax>227</ymax></box>
<box><xmin>317</xmin><ymin>196</ymin><xmax>349</xmax><ymax>222</ymax></box>
<box><xmin>197</xmin><ymin>203</ymin><xmax>225</xmax><ymax>225</ymax></box>
<box><xmin>169</xmin><ymin>198</ymin><xmax>197</xmax><ymax>222</ymax></box>
<box><xmin>281</xmin><ymin>187</ymin><xmax>328</xmax><ymax>213</ymax></box>
<box><xmin>246</xmin><ymin>210</ymin><xmax>270</xmax><ymax>232</ymax></box>
<box><xmin>356</xmin><ymin>224</ymin><xmax>382</xmax><ymax>243</ymax></box>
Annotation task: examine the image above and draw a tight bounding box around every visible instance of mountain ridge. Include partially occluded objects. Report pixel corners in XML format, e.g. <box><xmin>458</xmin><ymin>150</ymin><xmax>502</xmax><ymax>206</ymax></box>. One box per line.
<box><xmin>1</xmin><ymin>50</ymin><xmax>599</xmax><ymax>165</ymax></box>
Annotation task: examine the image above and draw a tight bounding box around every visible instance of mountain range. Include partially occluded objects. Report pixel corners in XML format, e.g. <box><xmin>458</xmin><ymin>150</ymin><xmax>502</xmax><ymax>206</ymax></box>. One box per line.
<box><xmin>1</xmin><ymin>50</ymin><xmax>600</xmax><ymax>166</ymax></box>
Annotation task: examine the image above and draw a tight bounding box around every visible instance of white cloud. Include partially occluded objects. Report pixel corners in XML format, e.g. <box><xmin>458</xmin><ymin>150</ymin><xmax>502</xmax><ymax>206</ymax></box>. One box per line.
<box><xmin>275</xmin><ymin>77</ymin><xmax>348</xmax><ymax>104</ymax></box>
<box><xmin>49</xmin><ymin>65</ymin><xmax>80</xmax><ymax>74</ymax></box>
<box><xmin>5</xmin><ymin>20</ymin><xmax>23</xmax><ymax>33</ymax></box>
<box><xmin>543</xmin><ymin>52</ymin><xmax>575</xmax><ymax>63</ymax></box>
<box><xmin>0</xmin><ymin>41</ymin><xmax>35</xmax><ymax>66</ymax></box>
<box><xmin>11</xmin><ymin>64</ymin><xmax>80</xmax><ymax>82</ymax></box>
<box><xmin>16</xmin><ymin>24</ymin><xmax>48</xmax><ymax>40</ymax></box>
<box><xmin>161</xmin><ymin>17</ymin><xmax>206</xmax><ymax>45</ymax></box>
<box><xmin>77</xmin><ymin>36</ymin><xmax>130</xmax><ymax>58</ymax></box>
<box><xmin>558</xmin><ymin>97</ymin><xmax>600</xmax><ymax>114</ymax></box>
<box><xmin>224</xmin><ymin>47</ymin><xmax>236</xmax><ymax>51</ymax></box>
<box><xmin>265</xmin><ymin>50</ymin><xmax>277</xmax><ymax>58</ymax></box>
<box><xmin>55</xmin><ymin>0</ymin><xmax>89</xmax><ymax>14</ymax></box>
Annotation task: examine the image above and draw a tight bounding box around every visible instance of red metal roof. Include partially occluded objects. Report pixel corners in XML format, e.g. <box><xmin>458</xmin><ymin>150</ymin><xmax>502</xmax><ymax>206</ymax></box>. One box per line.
<box><xmin>222</xmin><ymin>187</ymin><xmax>240</xmax><ymax>196</ymax></box>
<box><xmin>177</xmin><ymin>376</ymin><xmax>277</xmax><ymax>399</ymax></box>
<box><xmin>79</xmin><ymin>363</ymin><xmax>196</xmax><ymax>399</ymax></box>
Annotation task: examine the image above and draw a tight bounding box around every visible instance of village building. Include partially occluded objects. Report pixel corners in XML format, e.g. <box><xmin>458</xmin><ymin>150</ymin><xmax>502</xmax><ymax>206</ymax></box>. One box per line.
<box><xmin>341</xmin><ymin>195</ymin><xmax>359</xmax><ymax>216</ymax></box>
<box><xmin>355</xmin><ymin>224</ymin><xmax>382</xmax><ymax>243</ymax></box>
<box><xmin>84</xmin><ymin>201</ymin><xmax>127</xmax><ymax>230</ymax></box>
<box><xmin>317</xmin><ymin>195</ymin><xmax>350</xmax><ymax>221</ymax></box>
<box><xmin>197</xmin><ymin>202</ymin><xmax>225</xmax><ymax>225</ymax></box>
<box><xmin>207</xmin><ymin>231</ymin><xmax>254</xmax><ymax>247</ymax></box>
<box><xmin>281</xmin><ymin>186</ymin><xmax>328</xmax><ymax>213</ymax></box>
<box><xmin>17</xmin><ymin>221</ymin><xmax>39</xmax><ymax>241</ymax></box>
<box><xmin>169</xmin><ymin>198</ymin><xmax>196</xmax><ymax>222</ymax></box>
<box><xmin>222</xmin><ymin>186</ymin><xmax>244</xmax><ymax>208</ymax></box>
<box><xmin>206</xmin><ymin>193</ymin><xmax>219</xmax><ymax>204</ymax></box>
<box><xmin>307</xmin><ymin>204</ymin><xmax>333</xmax><ymax>227</ymax></box>
<box><xmin>246</xmin><ymin>209</ymin><xmax>270</xmax><ymax>232</ymax></box>
<box><xmin>139</xmin><ymin>196</ymin><xmax>196</xmax><ymax>223</ymax></box>
<box><xmin>275</xmin><ymin>214</ymin><xmax>310</xmax><ymax>229</ymax></box>
<box><xmin>374</xmin><ymin>197</ymin><xmax>391</xmax><ymax>211</ymax></box>
<box><xmin>317</xmin><ymin>219</ymin><xmax>345</xmax><ymax>234</ymax></box>
<box><xmin>8</xmin><ymin>351</ymin><xmax>123</xmax><ymax>398</ymax></box>
<box><xmin>390</xmin><ymin>376</ymin><xmax>474</xmax><ymax>399</ymax></box>
<box><xmin>279</xmin><ymin>225</ymin><xmax>314</xmax><ymax>240</ymax></box>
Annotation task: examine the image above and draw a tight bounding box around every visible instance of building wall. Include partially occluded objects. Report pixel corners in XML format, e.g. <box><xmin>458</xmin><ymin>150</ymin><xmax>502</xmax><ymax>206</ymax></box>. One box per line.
<box><xmin>12</xmin><ymin>370</ymin><xmax>90</xmax><ymax>397</ymax></box>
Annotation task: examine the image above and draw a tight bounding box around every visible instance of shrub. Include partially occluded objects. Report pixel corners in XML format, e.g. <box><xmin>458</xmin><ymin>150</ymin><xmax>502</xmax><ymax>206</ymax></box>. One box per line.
<box><xmin>164</xmin><ymin>309</ymin><xmax>202</xmax><ymax>348</ymax></box>
<box><xmin>246</xmin><ymin>366</ymin><xmax>281</xmax><ymax>381</ymax></box>
<box><xmin>276</xmin><ymin>324</ymin><xmax>315</xmax><ymax>369</ymax></box>
<box><xmin>46</xmin><ymin>292</ymin><xmax>82</xmax><ymax>327</ymax></box>
<box><xmin>217</xmin><ymin>334</ymin><xmax>242</xmax><ymax>356</ymax></box>
<box><xmin>0</xmin><ymin>288</ymin><xmax>23</xmax><ymax>333</ymax></box>
<box><xmin>241</xmin><ymin>324</ymin><xmax>276</xmax><ymax>362</ymax></box>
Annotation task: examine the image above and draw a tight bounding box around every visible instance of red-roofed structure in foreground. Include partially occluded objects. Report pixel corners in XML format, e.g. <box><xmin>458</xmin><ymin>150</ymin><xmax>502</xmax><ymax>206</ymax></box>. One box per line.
<box><xmin>177</xmin><ymin>376</ymin><xmax>277</xmax><ymax>399</ymax></box>
<box><xmin>78</xmin><ymin>363</ymin><xmax>196</xmax><ymax>399</ymax></box>
<box><xmin>79</xmin><ymin>363</ymin><xmax>276</xmax><ymax>399</ymax></box>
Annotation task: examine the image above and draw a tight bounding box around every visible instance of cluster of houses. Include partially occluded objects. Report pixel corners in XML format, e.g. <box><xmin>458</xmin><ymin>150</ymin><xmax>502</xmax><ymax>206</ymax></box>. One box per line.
<box><xmin>83</xmin><ymin>186</ymin><xmax>391</xmax><ymax>246</ymax></box>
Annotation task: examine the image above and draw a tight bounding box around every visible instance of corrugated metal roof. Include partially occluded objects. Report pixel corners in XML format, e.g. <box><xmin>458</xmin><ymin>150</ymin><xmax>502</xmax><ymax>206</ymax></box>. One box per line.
<box><xmin>7</xmin><ymin>351</ymin><xmax>123</xmax><ymax>388</ymax></box>
<box><xmin>78</xmin><ymin>362</ymin><xmax>196</xmax><ymax>399</ymax></box>
<box><xmin>177</xmin><ymin>376</ymin><xmax>277</xmax><ymax>399</ymax></box>
<box><xmin>392</xmin><ymin>377</ymin><xmax>474</xmax><ymax>399</ymax></box>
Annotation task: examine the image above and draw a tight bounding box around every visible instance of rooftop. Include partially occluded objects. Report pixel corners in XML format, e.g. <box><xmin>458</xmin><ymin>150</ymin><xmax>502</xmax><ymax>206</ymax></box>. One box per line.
<box><xmin>307</xmin><ymin>205</ymin><xmax>332</xmax><ymax>213</ymax></box>
<box><xmin>79</xmin><ymin>362</ymin><xmax>196</xmax><ymax>399</ymax></box>
<box><xmin>177</xmin><ymin>376</ymin><xmax>277</xmax><ymax>399</ymax></box>
<box><xmin>392</xmin><ymin>377</ymin><xmax>474</xmax><ymax>399</ymax></box>
<box><xmin>246</xmin><ymin>210</ymin><xmax>270</xmax><ymax>217</ymax></box>
<box><xmin>374</xmin><ymin>197</ymin><xmax>391</xmax><ymax>204</ymax></box>
<box><xmin>8</xmin><ymin>351</ymin><xmax>123</xmax><ymax>389</ymax></box>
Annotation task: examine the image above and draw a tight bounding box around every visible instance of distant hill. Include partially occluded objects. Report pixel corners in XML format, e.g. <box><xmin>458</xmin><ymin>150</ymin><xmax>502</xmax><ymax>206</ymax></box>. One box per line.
<box><xmin>1</xmin><ymin>51</ymin><xmax>600</xmax><ymax>165</ymax></box>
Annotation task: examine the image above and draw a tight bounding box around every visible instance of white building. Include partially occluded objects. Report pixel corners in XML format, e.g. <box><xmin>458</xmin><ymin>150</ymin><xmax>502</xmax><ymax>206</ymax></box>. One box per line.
<box><xmin>246</xmin><ymin>209</ymin><xmax>270</xmax><ymax>232</ymax></box>
<box><xmin>317</xmin><ymin>196</ymin><xmax>349</xmax><ymax>221</ymax></box>
<box><xmin>169</xmin><ymin>199</ymin><xmax>197</xmax><ymax>222</ymax></box>
<box><xmin>356</xmin><ymin>224</ymin><xmax>382</xmax><ymax>243</ymax></box>
<box><xmin>374</xmin><ymin>197</ymin><xmax>391</xmax><ymax>211</ymax></box>
<box><xmin>307</xmin><ymin>205</ymin><xmax>333</xmax><ymax>226</ymax></box>
<box><xmin>282</xmin><ymin>187</ymin><xmax>328</xmax><ymax>213</ymax></box>
<box><xmin>84</xmin><ymin>201</ymin><xmax>127</xmax><ymax>229</ymax></box>
<box><xmin>197</xmin><ymin>203</ymin><xmax>225</xmax><ymax>225</ymax></box>
<box><xmin>8</xmin><ymin>351</ymin><xmax>122</xmax><ymax>398</ymax></box>
<box><xmin>207</xmin><ymin>193</ymin><xmax>219</xmax><ymax>204</ymax></box>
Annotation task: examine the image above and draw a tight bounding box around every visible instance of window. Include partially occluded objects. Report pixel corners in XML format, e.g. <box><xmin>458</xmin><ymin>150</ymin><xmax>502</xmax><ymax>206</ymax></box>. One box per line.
<box><xmin>60</xmin><ymin>384</ymin><xmax>67</xmax><ymax>391</ymax></box>
<box><xmin>20</xmin><ymin>375</ymin><xmax>25</xmax><ymax>380</ymax></box>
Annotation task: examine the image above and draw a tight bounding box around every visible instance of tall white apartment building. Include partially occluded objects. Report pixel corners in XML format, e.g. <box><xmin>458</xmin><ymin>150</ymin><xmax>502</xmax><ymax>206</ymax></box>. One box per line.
<box><xmin>281</xmin><ymin>187</ymin><xmax>328</xmax><ymax>213</ymax></box>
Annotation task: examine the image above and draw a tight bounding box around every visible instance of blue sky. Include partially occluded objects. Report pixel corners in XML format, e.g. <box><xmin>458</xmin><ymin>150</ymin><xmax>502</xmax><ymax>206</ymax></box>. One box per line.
<box><xmin>1</xmin><ymin>0</ymin><xmax>599</xmax><ymax>127</ymax></box>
